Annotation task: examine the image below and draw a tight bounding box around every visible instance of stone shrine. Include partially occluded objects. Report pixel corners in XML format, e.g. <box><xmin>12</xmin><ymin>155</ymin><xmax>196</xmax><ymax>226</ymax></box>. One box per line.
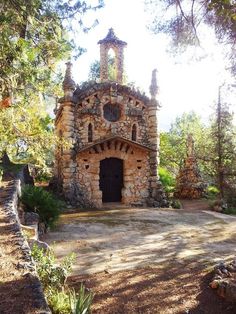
<box><xmin>54</xmin><ymin>28</ymin><xmax>166</xmax><ymax>207</ymax></box>
<box><xmin>175</xmin><ymin>134</ymin><xmax>205</xmax><ymax>199</ymax></box>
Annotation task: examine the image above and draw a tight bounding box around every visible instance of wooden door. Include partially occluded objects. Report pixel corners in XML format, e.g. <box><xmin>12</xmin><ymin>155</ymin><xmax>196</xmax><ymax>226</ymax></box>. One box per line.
<box><xmin>99</xmin><ymin>158</ymin><xmax>123</xmax><ymax>202</ymax></box>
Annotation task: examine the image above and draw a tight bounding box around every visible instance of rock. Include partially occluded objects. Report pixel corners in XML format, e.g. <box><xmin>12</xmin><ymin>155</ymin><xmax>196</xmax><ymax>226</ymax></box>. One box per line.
<box><xmin>210</xmin><ymin>280</ymin><xmax>220</xmax><ymax>289</ymax></box>
<box><xmin>21</xmin><ymin>224</ymin><xmax>38</xmax><ymax>240</ymax></box>
<box><xmin>28</xmin><ymin>239</ymin><xmax>50</xmax><ymax>252</ymax></box>
<box><xmin>24</xmin><ymin>212</ymin><xmax>40</xmax><ymax>225</ymax></box>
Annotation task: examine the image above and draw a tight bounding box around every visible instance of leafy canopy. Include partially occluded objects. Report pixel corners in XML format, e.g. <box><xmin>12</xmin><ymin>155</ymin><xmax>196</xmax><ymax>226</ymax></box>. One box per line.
<box><xmin>145</xmin><ymin>0</ymin><xmax>236</xmax><ymax>71</ymax></box>
<box><xmin>0</xmin><ymin>0</ymin><xmax>103</xmax><ymax>168</ymax></box>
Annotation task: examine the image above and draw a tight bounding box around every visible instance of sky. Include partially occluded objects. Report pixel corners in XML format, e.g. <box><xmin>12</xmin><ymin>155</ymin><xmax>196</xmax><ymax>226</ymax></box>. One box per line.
<box><xmin>68</xmin><ymin>0</ymin><xmax>236</xmax><ymax>130</ymax></box>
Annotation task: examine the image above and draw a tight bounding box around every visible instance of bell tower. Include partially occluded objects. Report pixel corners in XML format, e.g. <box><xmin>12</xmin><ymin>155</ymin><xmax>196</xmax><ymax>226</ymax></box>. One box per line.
<box><xmin>98</xmin><ymin>28</ymin><xmax>127</xmax><ymax>84</ymax></box>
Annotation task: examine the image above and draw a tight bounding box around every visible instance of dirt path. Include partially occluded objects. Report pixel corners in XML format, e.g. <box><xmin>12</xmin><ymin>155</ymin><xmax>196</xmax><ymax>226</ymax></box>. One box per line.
<box><xmin>181</xmin><ymin>199</ymin><xmax>211</xmax><ymax>211</ymax></box>
<box><xmin>43</xmin><ymin>205</ymin><xmax>236</xmax><ymax>313</ymax></box>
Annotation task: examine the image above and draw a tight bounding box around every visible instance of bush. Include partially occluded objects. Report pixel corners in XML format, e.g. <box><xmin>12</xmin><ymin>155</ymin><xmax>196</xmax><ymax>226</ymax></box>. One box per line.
<box><xmin>21</xmin><ymin>185</ymin><xmax>64</xmax><ymax>228</ymax></box>
<box><xmin>223</xmin><ymin>208</ymin><xmax>236</xmax><ymax>215</ymax></box>
<box><xmin>171</xmin><ymin>199</ymin><xmax>181</xmax><ymax>209</ymax></box>
<box><xmin>31</xmin><ymin>244</ymin><xmax>75</xmax><ymax>290</ymax></box>
<box><xmin>159</xmin><ymin>167</ymin><xmax>175</xmax><ymax>187</ymax></box>
<box><xmin>47</xmin><ymin>289</ymin><xmax>71</xmax><ymax>314</ymax></box>
<box><xmin>159</xmin><ymin>167</ymin><xmax>175</xmax><ymax>197</ymax></box>
<box><xmin>31</xmin><ymin>245</ymin><xmax>93</xmax><ymax>314</ymax></box>
<box><xmin>34</xmin><ymin>167</ymin><xmax>52</xmax><ymax>183</ymax></box>
<box><xmin>206</xmin><ymin>185</ymin><xmax>219</xmax><ymax>199</ymax></box>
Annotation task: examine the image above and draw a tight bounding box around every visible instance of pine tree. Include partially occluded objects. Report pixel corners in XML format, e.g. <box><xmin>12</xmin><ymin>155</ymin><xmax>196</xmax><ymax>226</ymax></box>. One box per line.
<box><xmin>210</xmin><ymin>86</ymin><xmax>236</xmax><ymax>201</ymax></box>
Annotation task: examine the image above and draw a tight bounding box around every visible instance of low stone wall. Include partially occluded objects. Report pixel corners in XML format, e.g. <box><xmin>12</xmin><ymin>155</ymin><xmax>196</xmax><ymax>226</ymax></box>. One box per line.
<box><xmin>210</xmin><ymin>260</ymin><xmax>236</xmax><ymax>302</ymax></box>
<box><xmin>0</xmin><ymin>166</ymin><xmax>50</xmax><ymax>313</ymax></box>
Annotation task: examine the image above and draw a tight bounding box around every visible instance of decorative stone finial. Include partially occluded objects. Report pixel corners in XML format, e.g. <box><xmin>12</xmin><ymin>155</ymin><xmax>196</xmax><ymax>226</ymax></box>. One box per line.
<box><xmin>98</xmin><ymin>28</ymin><xmax>127</xmax><ymax>46</ymax></box>
<box><xmin>187</xmin><ymin>133</ymin><xmax>195</xmax><ymax>158</ymax></box>
<box><xmin>63</xmin><ymin>61</ymin><xmax>76</xmax><ymax>91</ymax></box>
<box><xmin>149</xmin><ymin>69</ymin><xmax>158</xmax><ymax>99</ymax></box>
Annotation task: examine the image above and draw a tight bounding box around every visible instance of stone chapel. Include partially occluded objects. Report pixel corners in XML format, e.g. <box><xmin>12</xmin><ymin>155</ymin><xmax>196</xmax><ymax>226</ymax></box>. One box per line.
<box><xmin>54</xmin><ymin>28</ymin><xmax>166</xmax><ymax>208</ymax></box>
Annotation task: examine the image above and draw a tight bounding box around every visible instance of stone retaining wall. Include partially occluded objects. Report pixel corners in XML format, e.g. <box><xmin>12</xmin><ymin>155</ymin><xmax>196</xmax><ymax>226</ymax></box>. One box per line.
<box><xmin>0</xmin><ymin>166</ymin><xmax>50</xmax><ymax>313</ymax></box>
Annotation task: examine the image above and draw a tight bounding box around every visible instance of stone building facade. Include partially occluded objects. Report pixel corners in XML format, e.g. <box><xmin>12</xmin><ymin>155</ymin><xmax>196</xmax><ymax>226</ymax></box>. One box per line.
<box><xmin>54</xmin><ymin>29</ymin><xmax>166</xmax><ymax>208</ymax></box>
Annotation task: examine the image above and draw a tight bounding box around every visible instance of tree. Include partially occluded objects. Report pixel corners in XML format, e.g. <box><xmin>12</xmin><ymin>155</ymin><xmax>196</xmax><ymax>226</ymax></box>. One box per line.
<box><xmin>209</xmin><ymin>86</ymin><xmax>236</xmax><ymax>200</ymax></box>
<box><xmin>145</xmin><ymin>0</ymin><xmax>236</xmax><ymax>71</ymax></box>
<box><xmin>0</xmin><ymin>0</ymin><xmax>103</xmax><ymax>168</ymax></box>
<box><xmin>0</xmin><ymin>0</ymin><xmax>104</xmax><ymax>98</ymax></box>
<box><xmin>88</xmin><ymin>56</ymin><xmax>116</xmax><ymax>81</ymax></box>
<box><xmin>160</xmin><ymin>111</ymin><xmax>209</xmax><ymax>174</ymax></box>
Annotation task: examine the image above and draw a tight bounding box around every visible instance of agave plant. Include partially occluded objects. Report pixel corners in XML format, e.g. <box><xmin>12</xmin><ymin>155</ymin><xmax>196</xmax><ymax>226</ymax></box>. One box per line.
<box><xmin>69</xmin><ymin>285</ymin><xmax>93</xmax><ymax>314</ymax></box>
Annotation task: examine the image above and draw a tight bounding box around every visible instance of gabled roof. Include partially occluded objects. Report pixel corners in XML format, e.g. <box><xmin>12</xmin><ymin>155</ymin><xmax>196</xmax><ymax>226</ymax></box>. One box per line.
<box><xmin>77</xmin><ymin>135</ymin><xmax>155</xmax><ymax>153</ymax></box>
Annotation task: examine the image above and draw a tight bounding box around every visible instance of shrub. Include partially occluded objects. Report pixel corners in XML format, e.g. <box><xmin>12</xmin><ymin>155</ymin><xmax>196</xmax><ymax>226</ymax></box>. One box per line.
<box><xmin>206</xmin><ymin>185</ymin><xmax>220</xmax><ymax>199</ymax></box>
<box><xmin>159</xmin><ymin>167</ymin><xmax>176</xmax><ymax>198</ymax></box>
<box><xmin>159</xmin><ymin>167</ymin><xmax>175</xmax><ymax>188</ymax></box>
<box><xmin>31</xmin><ymin>244</ymin><xmax>75</xmax><ymax>290</ymax></box>
<box><xmin>31</xmin><ymin>245</ymin><xmax>93</xmax><ymax>314</ymax></box>
<box><xmin>34</xmin><ymin>167</ymin><xmax>52</xmax><ymax>183</ymax></box>
<box><xmin>47</xmin><ymin>289</ymin><xmax>71</xmax><ymax>314</ymax></box>
<box><xmin>223</xmin><ymin>207</ymin><xmax>236</xmax><ymax>215</ymax></box>
<box><xmin>171</xmin><ymin>199</ymin><xmax>181</xmax><ymax>209</ymax></box>
<box><xmin>21</xmin><ymin>185</ymin><xmax>64</xmax><ymax>228</ymax></box>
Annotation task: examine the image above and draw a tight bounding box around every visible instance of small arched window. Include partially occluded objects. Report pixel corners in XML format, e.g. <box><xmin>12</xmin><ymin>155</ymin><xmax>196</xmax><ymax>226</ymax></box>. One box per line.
<box><xmin>88</xmin><ymin>123</ymin><xmax>93</xmax><ymax>143</ymax></box>
<box><xmin>131</xmin><ymin>124</ymin><xmax>137</xmax><ymax>141</ymax></box>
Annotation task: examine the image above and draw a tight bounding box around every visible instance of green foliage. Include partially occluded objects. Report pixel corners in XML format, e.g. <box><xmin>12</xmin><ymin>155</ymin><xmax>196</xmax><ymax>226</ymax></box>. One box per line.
<box><xmin>171</xmin><ymin>199</ymin><xmax>181</xmax><ymax>209</ymax></box>
<box><xmin>206</xmin><ymin>185</ymin><xmax>220</xmax><ymax>199</ymax></box>
<box><xmin>34</xmin><ymin>167</ymin><xmax>53</xmax><ymax>183</ymax></box>
<box><xmin>0</xmin><ymin>0</ymin><xmax>103</xmax><ymax>171</ymax></box>
<box><xmin>159</xmin><ymin>167</ymin><xmax>175</xmax><ymax>193</ymax></box>
<box><xmin>88</xmin><ymin>56</ymin><xmax>116</xmax><ymax>81</ymax></box>
<box><xmin>47</xmin><ymin>289</ymin><xmax>71</xmax><ymax>314</ymax></box>
<box><xmin>32</xmin><ymin>245</ymin><xmax>93</xmax><ymax>314</ymax></box>
<box><xmin>160</xmin><ymin>112</ymin><xmax>209</xmax><ymax>174</ymax></box>
<box><xmin>21</xmin><ymin>185</ymin><xmax>64</xmax><ymax>227</ymax></box>
<box><xmin>209</xmin><ymin>100</ymin><xmax>236</xmax><ymax>198</ymax></box>
<box><xmin>223</xmin><ymin>207</ymin><xmax>236</xmax><ymax>216</ymax></box>
<box><xmin>31</xmin><ymin>244</ymin><xmax>75</xmax><ymax>290</ymax></box>
<box><xmin>0</xmin><ymin>104</ymin><xmax>60</xmax><ymax>169</ymax></box>
<box><xmin>69</xmin><ymin>285</ymin><xmax>93</xmax><ymax>314</ymax></box>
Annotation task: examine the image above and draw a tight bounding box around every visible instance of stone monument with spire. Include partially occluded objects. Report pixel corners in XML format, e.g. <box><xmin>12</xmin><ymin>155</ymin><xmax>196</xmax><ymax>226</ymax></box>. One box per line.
<box><xmin>53</xmin><ymin>29</ymin><xmax>167</xmax><ymax>207</ymax></box>
<box><xmin>175</xmin><ymin>134</ymin><xmax>205</xmax><ymax>199</ymax></box>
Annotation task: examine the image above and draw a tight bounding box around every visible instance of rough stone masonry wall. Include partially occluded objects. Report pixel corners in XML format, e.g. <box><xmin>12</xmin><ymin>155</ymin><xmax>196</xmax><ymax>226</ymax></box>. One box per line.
<box><xmin>0</xmin><ymin>168</ymin><xmax>50</xmax><ymax>313</ymax></box>
<box><xmin>76</xmin><ymin>90</ymin><xmax>149</xmax><ymax>149</ymax></box>
<box><xmin>55</xmin><ymin>102</ymin><xmax>77</xmax><ymax>203</ymax></box>
<box><xmin>77</xmin><ymin>146</ymin><xmax>150</xmax><ymax>207</ymax></box>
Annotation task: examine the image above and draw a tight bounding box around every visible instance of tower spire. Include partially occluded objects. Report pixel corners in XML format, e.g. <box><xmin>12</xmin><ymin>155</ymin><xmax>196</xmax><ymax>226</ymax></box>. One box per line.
<box><xmin>149</xmin><ymin>69</ymin><xmax>158</xmax><ymax>99</ymax></box>
<box><xmin>63</xmin><ymin>61</ymin><xmax>76</xmax><ymax>95</ymax></box>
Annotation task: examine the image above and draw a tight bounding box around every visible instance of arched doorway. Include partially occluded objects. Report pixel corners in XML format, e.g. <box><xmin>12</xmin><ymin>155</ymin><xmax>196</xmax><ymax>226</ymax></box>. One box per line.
<box><xmin>99</xmin><ymin>158</ymin><xmax>123</xmax><ymax>202</ymax></box>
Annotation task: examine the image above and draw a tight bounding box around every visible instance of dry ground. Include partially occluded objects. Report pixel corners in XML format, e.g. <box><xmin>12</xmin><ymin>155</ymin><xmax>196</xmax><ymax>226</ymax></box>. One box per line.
<box><xmin>0</xmin><ymin>181</ymin><xmax>45</xmax><ymax>314</ymax></box>
<box><xmin>43</xmin><ymin>203</ymin><xmax>236</xmax><ymax>313</ymax></box>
